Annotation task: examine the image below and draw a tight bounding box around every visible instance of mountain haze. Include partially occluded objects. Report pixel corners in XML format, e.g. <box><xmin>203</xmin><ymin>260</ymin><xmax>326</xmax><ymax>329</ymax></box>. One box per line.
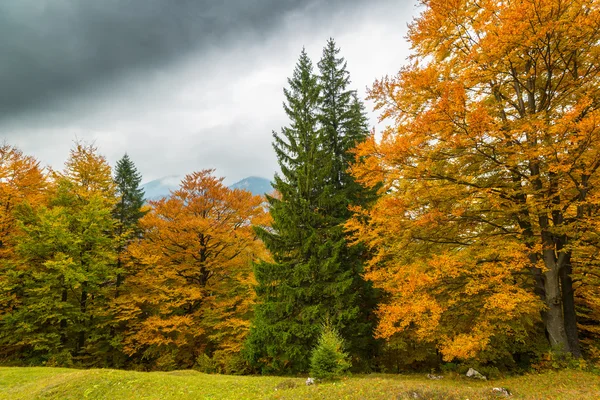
<box><xmin>142</xmin><ymin>176</ymin><xmax>272</xmax><ymax>200</ymax></box>
<box><xmin>141</xmin><ymin>175</ymin><xmax>181</xmax><ymax>201</ymax></box>
<box><xmin>229</xmin><ymin>176</ymin><xmax>273</xmax><ymax>195</ymax></box>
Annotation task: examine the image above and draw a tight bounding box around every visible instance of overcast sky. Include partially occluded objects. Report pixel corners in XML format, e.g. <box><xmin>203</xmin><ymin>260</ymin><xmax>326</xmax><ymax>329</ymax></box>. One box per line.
<box><xmin>0</xmin><ymin>0</ymin><xmax>419</xmax><ymax>185</ymax></box>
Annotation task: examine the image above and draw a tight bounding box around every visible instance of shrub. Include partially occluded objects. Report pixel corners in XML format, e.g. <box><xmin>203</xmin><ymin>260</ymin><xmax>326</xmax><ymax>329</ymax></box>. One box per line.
<box><xmin>440</xmin><ymin>362</ymin><xmax>457</xmax><ymax>373</ymax></box>
<box><xmin>212</xmin><ymin>351</ymin><xmax>252</xmax><ymax>375</ymax></box>
<box><xmin>194</xmin><ymin>353</ymin><xmax>217</xmax><ymax>374</ymax></box>
<box><xmin>154</xmin><ymin>352</ymin><xmax>178</xmax><ymax>371</ymax></box>
<box><xmin>309</xmin><ymin>322</ymin><xmax>351</xmax><ymax>380</ymax></box>
<box><xmin>532</xmin><ymin>349</ymin><xmax>593</xmax><ymax>372</ymax></box>
<box><xmin>46</xmin><ymin>350</ymin><xmax>74</xmax><ymax>368</ymax></box>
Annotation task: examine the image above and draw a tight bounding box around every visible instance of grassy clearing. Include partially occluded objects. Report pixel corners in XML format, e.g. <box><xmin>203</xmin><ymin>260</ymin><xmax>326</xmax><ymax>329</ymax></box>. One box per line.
<box><xmin>0</xmin><ymin>367</ymin><xmax>598</xmax><ymax>399</ymax></box>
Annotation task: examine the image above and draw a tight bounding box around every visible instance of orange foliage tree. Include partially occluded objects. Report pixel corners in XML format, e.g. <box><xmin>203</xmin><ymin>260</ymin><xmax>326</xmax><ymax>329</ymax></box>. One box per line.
<box><xmin>117</xmin><ymin>170</ymin><xmax>268</xmax><ymax>370</ymax></box>
<box><xmin>0</xmin><ymin>145</ymin><xmax>48</xmax><ymax>358</ymax></box>
<box><xmin>348</xmin><ymin>0</ymin><xmax>600</xmax><ymax>363</ymax></box>
<box><xmin>0</xmin><ymin>145</ymin><xmax>48</xmax><ymax>259</ymax></box>
<box><xmin>1</xmin><ymin>143</ymin><xmax>117</xmax><ymax>364</ymax></box>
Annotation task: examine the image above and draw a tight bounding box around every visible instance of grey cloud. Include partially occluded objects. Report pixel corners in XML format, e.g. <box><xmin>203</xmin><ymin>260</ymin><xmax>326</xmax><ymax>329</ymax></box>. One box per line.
<box><xmin>0</xmin><ymin>0</ymin><xmax>416</xmax><ymax>185</ymax></box>
<box><xmin>0</xmin><ymin>0</ymin><xmax>368</xmax><ymax>119</ymax></box>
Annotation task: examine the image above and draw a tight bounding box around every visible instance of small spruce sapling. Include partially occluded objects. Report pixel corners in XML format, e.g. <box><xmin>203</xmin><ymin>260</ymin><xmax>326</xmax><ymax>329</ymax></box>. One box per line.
<box><xmin>309</xmin><ymin>321</ymin><xmax>351</xmax><ymax>380</ymax></box>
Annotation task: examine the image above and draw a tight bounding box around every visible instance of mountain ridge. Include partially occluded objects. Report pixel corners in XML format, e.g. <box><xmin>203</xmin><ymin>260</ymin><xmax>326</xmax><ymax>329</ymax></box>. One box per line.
<box><xmin>141</xmin><ymin>175</ymin><xmax>272</xmax><ymax>200</ymax></box>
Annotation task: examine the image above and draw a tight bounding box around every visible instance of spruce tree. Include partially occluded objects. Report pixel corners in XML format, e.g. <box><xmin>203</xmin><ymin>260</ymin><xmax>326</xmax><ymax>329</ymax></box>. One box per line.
<box><xmin>113</xmin><ymin>153</ymin><xmax>146</xmax><ymax>240</ymax></box>
<box><xmin>112</xmin><ymin>153</ymin><xmax>146</xmax><ymax>299</ymax></box>
<box><xmin>244</xmin><ymin>49</ymin><xmax>324</xmax><ymax>374</ymax></box>
<box><xmin>110</xmin><ymin>153</ymin><xmax>146</xmax><ymax>366</ymax></box>
<box><xmin>245</xmin><ymin>42</ymin><xmax>378</xmax><ymax>374</ymax></box>
<box><xmin>316</xmin><ymin>38</ymin><xmax>379</xmax><ymax>366</ymax></box>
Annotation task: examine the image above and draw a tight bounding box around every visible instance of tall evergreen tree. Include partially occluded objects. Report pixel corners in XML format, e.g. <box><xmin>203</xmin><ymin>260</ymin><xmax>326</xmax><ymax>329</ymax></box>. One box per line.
<box><xmin>113</xmin><ymin>153</ymin><xmax>146</xmax><ymax>291</ymax></box>
<box><xmin>109</xmin><ymin>153</ymin><xmax>146</xmax><ymax>366</ymax></box>
<box><xmin>316</xmin><ymin>39</ymin><xmax>379</xmax><ymax>365</ymax></box>
<box><xmin>245</xmin><ymin>42</ymin><xmax>377</xmax><ymax>374</ymax></box>
<box><xmin>113</xmin><ymin>154</ymin><xmax>146</xmax><ymax>239</ymax></box>
<box><xmin>318</xmin><ymin>38</ymin><xmax>353</xmax><ymax>190</ymax></box>
<box><xmin>244</xmin><ymin>49</ymin><xmax>323</xmax><ymax>374</ymax></box>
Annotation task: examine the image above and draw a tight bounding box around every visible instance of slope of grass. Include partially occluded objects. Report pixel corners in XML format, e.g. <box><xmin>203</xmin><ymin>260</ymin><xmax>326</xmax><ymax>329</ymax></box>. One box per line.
<box><xmin>0</xmin><ymin>367</ymin><xmax>598</xmax><ymax>399</ymax></box>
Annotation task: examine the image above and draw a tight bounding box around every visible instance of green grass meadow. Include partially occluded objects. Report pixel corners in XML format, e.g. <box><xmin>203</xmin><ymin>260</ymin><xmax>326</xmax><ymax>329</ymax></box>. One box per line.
<box><xmin>0</xmin><ymin>367</ymin><xmax>599</xmax><ymax>399</ymax></box>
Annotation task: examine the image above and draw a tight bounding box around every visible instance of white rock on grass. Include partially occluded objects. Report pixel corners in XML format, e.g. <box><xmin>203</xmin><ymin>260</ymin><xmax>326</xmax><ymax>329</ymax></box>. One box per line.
<box><xmin>465</xmin><ymin>368</ymin><xmax>487</xmax><ymax>380</ymax></box>
<box><xmin>491</xmin><ymin>387</ymin><xmax>512</xmax><ymax>397</ymax></box>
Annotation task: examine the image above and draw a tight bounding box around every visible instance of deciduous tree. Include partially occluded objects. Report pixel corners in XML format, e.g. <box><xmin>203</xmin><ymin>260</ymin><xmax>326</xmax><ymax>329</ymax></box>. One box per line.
<box><xmin>0</xmin><ymin>145</ymin><xmax>48</xmax><ymax>259</ymax></box>
<box><xmin>0</xmin><ymin>145</ymin><xmax>48</xmax><ymax>359</ymax></box>
<box><xmin>349</xmin><ymin>0</ymin><xmax>600</xmax><ymax>362</ymax></box>
<box><xmin>118</xmin><ymin>170</ymin><xmax>267</xmax><ymax>370</ymax></box>
<box><xmin>4</xmin><ymin>143</ymin><xmax>117</xmax><ymax>364</ymax></box>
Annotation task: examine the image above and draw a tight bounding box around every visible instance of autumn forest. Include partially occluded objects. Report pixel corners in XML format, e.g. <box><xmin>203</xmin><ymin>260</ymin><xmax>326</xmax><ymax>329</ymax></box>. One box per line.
<box><xmin>1</xmin><ymin>0</ymin><xmax>600</xmax><ymax>377</ymax></box>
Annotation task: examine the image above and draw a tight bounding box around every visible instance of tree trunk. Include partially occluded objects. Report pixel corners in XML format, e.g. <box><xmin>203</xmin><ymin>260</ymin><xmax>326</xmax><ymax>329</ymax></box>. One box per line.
<box><xmin>60</xmin><ymin>285</ymin><xmax>68</xmax><ymax>345</ymax></box>
<box><xmin>77</xmin><ymin>283</ymin><xmax>88</xmax><ymax>353</ymax></box>
<box><xmin>560</xmin><ymin>253</ymin><xmax>582</xmax><ymax>357</ymax></box>
<box><xmin>115</xmin><ymin>255</ymin><xmax>123</xmax><ymax>299</ymax></box>
<box><xmin>542</xmin><ymin>250</ymin><xmax>570</xmax><ymax>352</ymax></box>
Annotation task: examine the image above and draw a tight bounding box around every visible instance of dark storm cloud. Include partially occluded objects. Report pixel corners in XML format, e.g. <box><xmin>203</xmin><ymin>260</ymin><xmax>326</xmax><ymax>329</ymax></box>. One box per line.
<box><xmin>0</xmin><ymin>0</ymin><xmax>416</xmax><ymax>185</ymax></box>
<box><xmin>0</xmin><ymin>0</ymin><xmax>365</xmax><ymax>118</ymax></box>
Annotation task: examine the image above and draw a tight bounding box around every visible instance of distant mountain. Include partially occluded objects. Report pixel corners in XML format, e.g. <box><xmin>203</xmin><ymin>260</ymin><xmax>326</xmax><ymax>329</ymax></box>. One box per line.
<box><xmin>141</xmin><ymin>175</ymin><xmax>181</xmax><ymax>201</ymax></box>
<box><xmin>230</xmin><ymin>176</ymin><xmax>273</xmax><ymax>196</ymax></box>
<box><xmin>141</xmin><ymin>175</ymin><xmax>272</xmax><ymax>201</ymax></box>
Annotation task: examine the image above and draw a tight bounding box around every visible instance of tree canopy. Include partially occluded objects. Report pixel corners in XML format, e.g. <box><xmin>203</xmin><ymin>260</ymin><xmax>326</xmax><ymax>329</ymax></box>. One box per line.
<box><xmin>348</xmin><ymin>0</ymin><xmax>600</xmax><ymax>363</ymax></box>
<box><xmin>245</xmin><ymin>41</ymin><xmax>377</xmax><ymax>374</ymax></box>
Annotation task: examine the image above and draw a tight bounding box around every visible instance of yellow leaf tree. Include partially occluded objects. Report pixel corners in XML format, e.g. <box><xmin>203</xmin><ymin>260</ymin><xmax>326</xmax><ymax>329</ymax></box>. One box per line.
<box><xmin>118</xmin><ymin>170</ymin><xmax>268</xmax><ymax>370</ymax></box>
<box><xmin>349</xmin><ymin>0</ymin><xmax>600</xmax><ymax>363</ymax></box>
<box><xmin>5</xmin><ymin>142</ymin><xmax>117</xmax><ymax>365</ymax></box>
<box><xmin>0</xmin><ymin>145</ymin><xmax>48</xmax><ymax>259</ymax></box>
<box><xmin>0</xmin><ymin>145</ymin><xmax>48</xmax><ymax>359</ymax></box>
